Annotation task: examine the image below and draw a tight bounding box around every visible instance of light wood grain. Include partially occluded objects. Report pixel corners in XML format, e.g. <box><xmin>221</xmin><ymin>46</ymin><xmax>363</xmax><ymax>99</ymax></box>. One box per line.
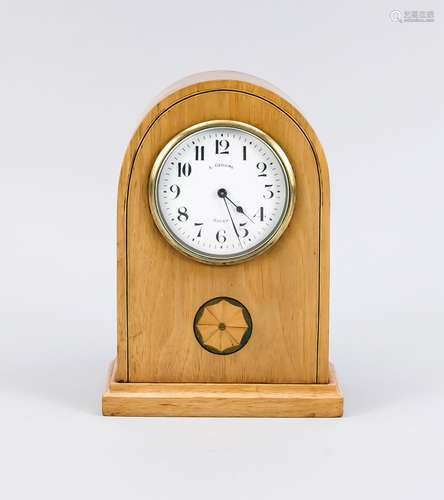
<box><xmin>114</xmin><ymin>72</ymin><xmax>331</xmax><ymax>385</ymax></box>
<box><xmin>102</xmin><ymin>360</ymin><xmax>343</xmax><ymax>417</ymax></box>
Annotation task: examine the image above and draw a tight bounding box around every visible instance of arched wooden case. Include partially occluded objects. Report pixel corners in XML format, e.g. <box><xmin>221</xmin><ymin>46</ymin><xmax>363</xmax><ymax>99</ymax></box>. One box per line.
<box><xmin>102</xmin><ymin>72</ymin><xmax>343</xmax><ymax>417</ymax></box>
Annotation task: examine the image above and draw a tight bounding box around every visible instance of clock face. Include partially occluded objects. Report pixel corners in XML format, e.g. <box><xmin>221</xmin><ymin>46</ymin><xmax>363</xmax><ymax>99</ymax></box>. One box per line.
<box><xmin>149</xmin><ymin>121</ymin><xmax>295</xmax><ymax>264</ymax></box>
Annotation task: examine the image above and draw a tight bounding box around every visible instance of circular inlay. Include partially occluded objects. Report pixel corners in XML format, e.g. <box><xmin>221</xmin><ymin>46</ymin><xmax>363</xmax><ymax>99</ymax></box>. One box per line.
<box><xmin>193</xmin><ymin>297</ymin><xmax>253</xmax><ymax>355</ymax></box>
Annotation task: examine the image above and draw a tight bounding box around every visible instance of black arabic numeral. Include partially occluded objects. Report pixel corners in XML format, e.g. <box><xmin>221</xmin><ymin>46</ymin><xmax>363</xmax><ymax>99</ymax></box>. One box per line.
<box><xmin>215</xmin><ymin>139</ymin><xmax>229</xmax><ymax>154</ymax></box>
<box><xmin>195</xmin><ymin>146</ymin><xmax>204</xmax><ymax>161</ymax></box>
<box><xmin>177</xmin><ymin>162</ymin><xmax>192</xmax><ymax>177</ymax></box>
<box><xmin>216</xmin><ymin>229</ymin><xmax>227</xmax><ymax>243</ymax></box>
<box><xmin>194</xmin><ymin>222</ymin><xmax>203</xmax><ymax>237</ymax></box>
<box><xmin>177</xmin><ymin>207</ymin><xmax>189</xmax><ymax>222</ymax></box>
<box><xmin>263</xmin><ymin>185</ymin><xmax>274</xmax><ymax>199</ymax></box>
<box><xmin>169</xmin><ymin>184</ymin><xmax>180</xmax><ymax>199</ymax></box>
<box><xmin>254</xmin><ymin>207</ymin><xmax>265</xmax><ymax>221</ymax></box>
<box><xmin>239</xmin><ymin>222</ymin><xmax>249</xmax><ymax>238</ymax></box>
<box><xmin>256</xmin><ymin>162</ymin><xmax>267</xmax><ymax>176</ymax></box>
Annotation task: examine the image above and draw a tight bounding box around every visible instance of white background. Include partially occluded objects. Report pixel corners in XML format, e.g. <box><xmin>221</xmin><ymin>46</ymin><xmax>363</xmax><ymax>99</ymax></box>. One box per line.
<box><xmin>1</xmin><ymin>1</ymin><xmax>443</xmax><ymax>499</ymax></box>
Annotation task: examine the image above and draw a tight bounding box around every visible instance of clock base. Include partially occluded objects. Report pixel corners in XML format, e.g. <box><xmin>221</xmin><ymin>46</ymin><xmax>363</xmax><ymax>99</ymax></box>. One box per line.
<box><xmin>102</xmin><ymin>362</ymin><xmax>343</xmax><ymax>417</ymax></box>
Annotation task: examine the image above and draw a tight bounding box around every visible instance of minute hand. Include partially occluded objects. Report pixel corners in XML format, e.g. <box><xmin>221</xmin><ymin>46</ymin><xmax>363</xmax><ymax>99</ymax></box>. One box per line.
<box><xmin>225</xmin><ymin>195</ymin><xmax>255</xmax><ymax>224</ymax></box>
<box><xmin>223</xmin><ymin>197</ymin><xmax>242</xmax><ymax>247</ymax></box>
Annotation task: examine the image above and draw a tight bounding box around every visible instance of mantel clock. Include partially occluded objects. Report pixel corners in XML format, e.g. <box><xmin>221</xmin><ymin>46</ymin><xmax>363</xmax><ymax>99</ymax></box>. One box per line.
<box><xmin>102</xmin><ymin>72</ymin><xmax>343</xmax><ymax>417</ymax></box>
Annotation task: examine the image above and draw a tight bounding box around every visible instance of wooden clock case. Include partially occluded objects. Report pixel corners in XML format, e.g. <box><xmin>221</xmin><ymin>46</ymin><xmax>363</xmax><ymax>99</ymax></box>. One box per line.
<box><xmin>102</xmin><ymin>71</ymin><xmax>343</xmax><ymax>417</ymax></box>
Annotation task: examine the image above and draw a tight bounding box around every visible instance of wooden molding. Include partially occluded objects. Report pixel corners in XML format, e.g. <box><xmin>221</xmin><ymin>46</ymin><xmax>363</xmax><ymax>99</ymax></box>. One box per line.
<box><xmin>103</xmin><ymin>361</ymin><xmax>343</xmax><ymax>417</ymax></box>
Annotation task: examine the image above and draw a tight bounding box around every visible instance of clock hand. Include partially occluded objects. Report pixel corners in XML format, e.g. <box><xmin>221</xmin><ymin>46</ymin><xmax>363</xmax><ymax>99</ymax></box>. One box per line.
<box><xmin>217</xmin><ymin>188</ymin><xmax>255</xmax><ymax>224</ymax></box>
<box><xmin>225</xmin><ymin>195</ymin><xmax>255</xmax><ymax>224</ymax></box>
<box><xmin>217</xmin><ymin>188</ymin><xmax>242</xmax><ymax>247</ymax></box>
<box><xmin>223</xmin><ymin>197</ymin><xmax>242</xmax><ymax>247</ymax></box>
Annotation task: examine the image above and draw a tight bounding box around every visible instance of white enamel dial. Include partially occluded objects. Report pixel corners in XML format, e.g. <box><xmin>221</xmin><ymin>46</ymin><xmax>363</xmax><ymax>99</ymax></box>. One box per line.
<box><xmin>149</xmin><ymin>121</ymin><xmax>295</xmax><ymax>264</ymax></box>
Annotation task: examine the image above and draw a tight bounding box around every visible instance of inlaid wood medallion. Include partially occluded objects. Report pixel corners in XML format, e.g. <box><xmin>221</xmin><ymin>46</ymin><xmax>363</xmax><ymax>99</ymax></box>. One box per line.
<box><xmin>193</xmin><ymin>297</ymin><xmax>253</xmax><ymax>355</ymax></box>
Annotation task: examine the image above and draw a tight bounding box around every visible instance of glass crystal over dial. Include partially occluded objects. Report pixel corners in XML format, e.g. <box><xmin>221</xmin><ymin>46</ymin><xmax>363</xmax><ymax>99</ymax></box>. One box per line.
<box><xmin>149</xmin><ymin>120</ymin><xmax>295</xmax><ymax>265</ymax></box>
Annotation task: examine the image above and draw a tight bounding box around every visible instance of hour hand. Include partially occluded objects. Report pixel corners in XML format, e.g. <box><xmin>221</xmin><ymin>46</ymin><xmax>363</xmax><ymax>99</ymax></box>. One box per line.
<box><xmin>225</xmin><ymin>195</ymin><xmax>255</xmax><ymax>224</ymax></box>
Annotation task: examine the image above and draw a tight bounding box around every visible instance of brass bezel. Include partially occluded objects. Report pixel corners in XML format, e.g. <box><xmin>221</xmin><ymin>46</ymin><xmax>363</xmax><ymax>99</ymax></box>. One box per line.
<box><xmin>148</xmin><ymin>120</ymin><xmax>296</xmax><ymax>265</ymax></box>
